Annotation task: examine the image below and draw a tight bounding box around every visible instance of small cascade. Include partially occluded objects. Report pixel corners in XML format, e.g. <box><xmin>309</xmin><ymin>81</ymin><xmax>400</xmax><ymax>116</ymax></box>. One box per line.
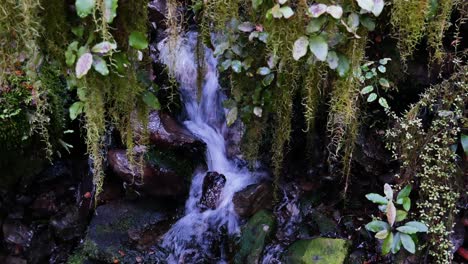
<box><xmin>157</xmin><ymin>32</ymin><xmax>261</xmax><ymax>262</ymax></box>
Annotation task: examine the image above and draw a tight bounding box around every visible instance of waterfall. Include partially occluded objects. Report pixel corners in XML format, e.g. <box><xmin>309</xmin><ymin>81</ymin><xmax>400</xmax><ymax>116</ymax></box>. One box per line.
<box><xmin>157</xmin><ymin>32</ymin><xmax>260</xmax><ymax>263</ymax></box>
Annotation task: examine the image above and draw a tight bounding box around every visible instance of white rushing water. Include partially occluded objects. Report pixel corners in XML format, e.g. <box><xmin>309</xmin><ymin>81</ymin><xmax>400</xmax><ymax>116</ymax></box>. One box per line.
<box><xmin>157</xmin><ymin>32</ymin><xmax>260</xmax><ymax>263</ymax></box>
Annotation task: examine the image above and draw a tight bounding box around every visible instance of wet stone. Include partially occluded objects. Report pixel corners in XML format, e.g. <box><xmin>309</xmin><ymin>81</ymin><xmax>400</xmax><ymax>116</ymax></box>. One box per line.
<box><xmin>233</xmin><ymin>182</ymin><xmax>273</xmax><ymax>217</ymax></box>
<box><xmin>198</xmin><ymin>172</ymin><xmax>226</xmax><ymax>211</ymax></box>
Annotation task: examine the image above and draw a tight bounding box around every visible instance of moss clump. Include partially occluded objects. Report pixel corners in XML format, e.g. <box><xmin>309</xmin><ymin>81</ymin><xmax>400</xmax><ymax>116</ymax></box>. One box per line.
<box><xmin>386</xmin><ymin>66</ymin><xmax>467</xmax><ymax>263</ymax></box>
<box><xmin>426</xmin><ymin>0</ymin><xmax>456</xmax><ymax>64</ymax></box>
<box><xmin>390</xmin><ymin>0</ymin><xmax>430</xmax><ymax>63</ymax></box>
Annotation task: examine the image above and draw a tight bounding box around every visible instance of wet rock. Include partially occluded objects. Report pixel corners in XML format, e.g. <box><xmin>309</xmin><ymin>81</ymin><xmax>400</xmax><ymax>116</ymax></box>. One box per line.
<box><xmin>30</xmin><ymin>192</ymin><xmax>58</xmax><ymax>218</ymax></box>
<box><xmin>108</xmin><ymin>149</ymin><xmax>188</xmax><ymax>196</ymax></box>
<box><xmin>309</xmin><ymin>211</ymin><xmax>338</xmax><ymax>236</ymax></box>
<box><xmin>83</xmin><ymin>201</ymin><xmax>171</xmax><ymax>262</ymax></box>
<box><xmin>199</xmin><ymin>172</ymin><xmax>226</xmax><ymax>211</ymax></box>
<box><xmin>348</xmin><ymin>250</ymin><xmax>367</xmax><ymax>264</ymax></box>
<box><xmin>2</xmin><ymin>221</ymin><xmax>33</xmax><ymax>248</ymax></box>
<box><xmin>234</xmin><ymin>210</ymin><xmax>275</xmax><ymax>264</ymax></box>
<box><xmin>149</xmin><ymin>0</ymin><xmax>167</xmax><ymax>29</ymax></box>
<box><xmin>354</xmin><ymin>128</ymin><xmax>391</xmax><ymax>177</ymax></box>
<box><xmin>27</xmin><ymin>230</ymin><xmax>56</xmax><ymax>264</ymax></box>
<box><xmin>133</xmin><ymin>111</ymin><xmax>203</xmax><ymax>150</ymax></box>
<box><xmin>50</xmin><ymin>206</ymin><xmax>86</xmax><ymax>242</ymax></box>
<box><xmin>284</xmin><ymin>238</ymin><xmax>351</xmax><ymax>264</ymax></box>
<box><xmin>36</xmin><ymin>160</ymin><xmax>72</xmax><ymax>183</ymax></box>
<box><xmin>0</xmin><ymin>256</ymin><xmax>27</xmax><ymax>264</ymax></box>
<box><xmin>233</xmin><ymin>182</ymin><xmax>273</xmax><ymax>217</ymax></box>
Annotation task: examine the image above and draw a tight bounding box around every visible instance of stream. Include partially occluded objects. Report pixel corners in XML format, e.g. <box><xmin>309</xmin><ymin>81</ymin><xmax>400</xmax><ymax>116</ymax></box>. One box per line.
<box><xmin>158</xmin><ymin>32</ymin><xmax>263</xmax><ymax>263</ymax></box>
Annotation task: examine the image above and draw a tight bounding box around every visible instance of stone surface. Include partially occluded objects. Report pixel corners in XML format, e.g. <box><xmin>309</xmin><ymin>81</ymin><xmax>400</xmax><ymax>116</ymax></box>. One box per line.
<box><xmin>83</xmin><ymin>201</ymin><xmax>171</xmax><ymax>263</ymax></box>
<box><xmin>199</xmin><ymin>172</ymin><xmax>226</xmax><ymax>211</ymax></box>
<box><xmin>234</xmin><ymin>210</ymin><xmax>275</xmax><ymax>264</ymax></box>
<box><xmin>108</xmin><ymin>149</ymin><xmax>188</xmax><ymax>196</ymax></box>
<box><xmin>233</xmin><ymin>182</ymin><xmax>273</xmax><ymax>217</ymax></box>
<box><xmin>133</xmin><ymin>111</ymin><xmax>203</xmax><ymax>150</ymax></box>
<box><xmin>284</xmin><ymin>238</ymin><xmax>351</xmax><ymax>264</ymax></box>
<box><xmin>2</xmin><ymin>221</ymin><xmax>33</xmax><ymax>248</ymax></box>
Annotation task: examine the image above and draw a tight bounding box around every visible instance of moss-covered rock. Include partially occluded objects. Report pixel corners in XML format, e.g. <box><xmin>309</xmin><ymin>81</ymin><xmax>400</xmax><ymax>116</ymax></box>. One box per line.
<box><xmin>82</xmin><ymin>200</ymin><xmax>173</xmax><ymax>263</ymax></box>
<box><xmin>234</xmin><ymin>210</ymin><xmax>275</xmax><ymax>264</ymax></box>
<box><xmin>284</xmin><ymin>238</ymin><xmax>351</xmax><ymax>264</ymax></box>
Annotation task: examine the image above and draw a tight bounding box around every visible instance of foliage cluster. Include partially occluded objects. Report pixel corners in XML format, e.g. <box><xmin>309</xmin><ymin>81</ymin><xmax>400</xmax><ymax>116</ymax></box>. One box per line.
<box><xmin>365</xmin><ymin>184</ymin><xmax>428</xmax><ymax>255</ymax></box>
<box><xmin>386</xmin><ymin>65</ymin><xmax>467</xmax><ymax>263</ymax></box>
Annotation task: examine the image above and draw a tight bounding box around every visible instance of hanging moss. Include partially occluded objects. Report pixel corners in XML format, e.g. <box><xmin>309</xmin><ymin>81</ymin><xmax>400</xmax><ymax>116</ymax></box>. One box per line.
<box><xmin>327</xmin><ymin>34</ymin><xmax>367</xmax><ymax>196</ymax></box>
<box><xmin>426</xmin><ymin>0</ymin><xmax>457</xmax><ymax>64</ymax></box>
<box><xmin>390</xmin><ymin>0</ymin><xmax>430</xmax><ymax>63</ymax></box>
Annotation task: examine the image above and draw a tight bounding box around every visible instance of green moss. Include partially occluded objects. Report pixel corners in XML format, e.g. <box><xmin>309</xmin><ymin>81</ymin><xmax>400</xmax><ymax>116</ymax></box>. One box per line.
<box><xmin>284</xmin><ymin>238</ymin><xmax>351</xmax><ymax>264</ymax></box>
<box><xmin>426</xmin><ymin>0</ymin><xmax>456</xmax><ymax>64</ymax></box>
<box><xmin>391</xmin><ymin>0</ymin><xmax>430</xmax><ymax>63</ymax></box>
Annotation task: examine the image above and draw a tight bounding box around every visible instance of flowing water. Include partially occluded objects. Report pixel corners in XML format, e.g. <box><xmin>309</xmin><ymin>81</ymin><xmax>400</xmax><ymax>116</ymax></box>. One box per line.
<box><xmin>157</xmin><ymin>32</ymin><xmax>261</xmax><ymax>263</ymax></box>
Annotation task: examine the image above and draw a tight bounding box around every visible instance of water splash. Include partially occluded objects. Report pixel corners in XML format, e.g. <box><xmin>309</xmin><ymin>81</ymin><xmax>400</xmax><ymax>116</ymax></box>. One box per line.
<box><xmin>157</xmin><ymin>32</ymin><xmax>260</xmax><ymax>262</ymax></box>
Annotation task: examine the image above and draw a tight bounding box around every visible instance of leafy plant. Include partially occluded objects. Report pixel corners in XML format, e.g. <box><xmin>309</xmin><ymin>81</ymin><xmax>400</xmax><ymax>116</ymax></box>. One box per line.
<box><xmin>357</xmin><ymin>58</ymin><xmax>392</xmax><ymax>108</ymax></box>
<box><xmin>365</xmin><ymin>184</ymin><xmax>428</xmax><ymax>255</ymax></box>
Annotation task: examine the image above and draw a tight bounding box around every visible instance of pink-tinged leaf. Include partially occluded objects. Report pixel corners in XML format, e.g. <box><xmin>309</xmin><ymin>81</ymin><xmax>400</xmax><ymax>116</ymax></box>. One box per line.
<box><xmin>309</xmin><ymin>4</ymin><xmax>327</xmax><ymax>18</ymax></box>
<box><xmin>91</xmin><ymin>41</ymin><xmax>116</xmax><ymax>54</ymax></box>
<box><xmin>386</xmin><ymin>200</ymin><xmax>397</xmax><ymax>227</ymax></box>
<box><xmin>372</xmin><ymin>0</ymin><xmax>384</xmax><ymax>16</ymax></box>
<box><xmin>76</xmin><ymin>53</ymin><xmax>93</xmax><ymax>79</ymax></box>
<box><xmin>326</xmin><ymin>5</ymin><xmax>343</xmax><ymax>19</ymax></box>
<box><xmin>356</xmin><ymin>0</ymin><xmax>374</xmax><ymax>11</ymax></box>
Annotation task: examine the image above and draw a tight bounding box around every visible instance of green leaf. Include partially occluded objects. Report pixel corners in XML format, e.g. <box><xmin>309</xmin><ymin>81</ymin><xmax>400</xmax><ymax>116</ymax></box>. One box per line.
<box><xmin>238</xmin><ymin>22</ymin><xmax>255</xmax><ymax>32</ymax></box>
<box><xmin>226</xmin><ymin>107</ymin><xmax>238</xmax><ymax>126</ymax></box>
<box><xmin>91</xmin><ymin>41</ymin><xmax>116</xmax><ymax>54</ymax></box>
<box><xmin>361</xmin><ymin>85</ymin><xmax>374</xmax><ymax>94</ymax></box>
<box><xmin>384</xmin><ymin>183</ymin><xmax>393</xmax><ymax>200</ymax></box>
<box><xmin>293</xmin><ymin>36</ymin><xmax>309</xmax><ymax>61</ymax></box>
<box><xmin>396</xmin><ymin>210</ymin><xmax>408</xmax><ymax>222</ymax></box>
<box><xmin>65</xmin><ymin>41</ymin><xmax>79</xmax><ymax>67</ymax></box>
<box><xmin>405</xmin><ymin>221</ymin><xmax>428</xmax><ymax>233</ymax></box>
<box><xmin>242</xmin><ymin>58</ymin><xmax>254</xmax><ymax>70</ymax></box>
<box><xmin>378</xmin><ymin>97</ymin><xmax>389</xmax><ymax>108</ymax></box>
<box><xmin>258</xmin><ymin>32</ymin><xmax>269</xmax><ymax>43</ymax></box>
<box><xmin>382</xmin><ymin>231</ymin><xmax>393</xmax><ymax>255</ymax></box>
<box><xmin>326</xmin><ymin>5</ymin><xmax>343</xmax><ymax>19</ymax></box>
<box><xmin>309</xmin><ymin>35</ymin><xmax>328</xmax><ymax>61</ymax></box>
<box><xmin>367</xmin><ymin>93</ymin><xmax>377</xmax><ymax>102</ymax></box>
<box><xmin>262</xmin><ymin>74</ymin><xmax>275</xmax><ymax>86</ymax></box>
<box><xmin>365</xmin><ymin>220</ymin><xmax>390</xmax><ymax>232</ymax></box>
<box><xmin>336</xmin><ymin>54</ymin><xmax>350</xmax><ymax>77</ymax></box>
<box><xmin>378</xmin><ymin>65</ymin><xmax>386</xmax><ymax>73</ymax></box>
<box><xmin>252</xmin><ymin>0</ymin><xmax>263</xmax><ymax>10</ymax></box>
<box><xmin>306</xmin><ymin>17</ymin><xmax>327</xmax><ymax>33</ymax></box>
<box><xmin>92</xmin><ymin>56</ymin><xmax>109</xmax><ymax>76</ymax></box>
<box><xmin>392</xmin><ymin>232</ymin><xmax>402</xmax><ymax>254</ymax></box>
<box><xmin>103</xmin><ymin>0</ymin><xmax>118</xmax><ymax>23</ymax></box>
<box><xmin>397</xmin><ymin>185</ymin><xmax>412</xmax><ymax>200</ymax></box>
<box><xmin>356</xmin><ymin>0</ymin><xmax>374</xmax><ymax>11</ymax></box>
<box><xmin>129</xmin><ymin>31</ymin><xmax>148</xmax><ymax>50</ymax></box>
<box><xmin>365</xmin><ymin>193</ymin><xmax>388</xmax><ymax>204</ymax></box>
<box><xmin>379</xmin><ymin>78</ymin><xmax>390</xmax><ymax>88</ymax></box>
<box><xmin>270</xmin><ymin>4</ymin><xmax>282</xmax><ymax>18</ymax></box>
<box><xmin>257</xmin><ymin>67</ymin><xmax>271</xmax><ymax>75</ymax></box>
<box><xmin>379</xmin><ymin>58</ymin><xmax>391</xmax><ymax>65</ymax></box>
<box><xmin>71</xmin><ymin>26</ymin><xmax>84</xmax><ymax>38</ymax></box>
<box><xmin>461</xmin><ymin>134</ymin><xmax>468</xmax><ymax>156</ymax></box>
<box><xmin>220</xmin><ymin>59</ymin><xmax>232</xmax><ymax>72</ymax></box>
<box><xmin>69</xmin><ymin>101</ymin><xmax>85</xmax><ymax>120</ymax></box>
<box><xmin>231</xmin><ymin>60</ymin><xmax>242</xmax><ymax>73</ymax></box>
<box><xmin>142</xmin><ymin>91</ymin><xmax>161</xmax><ymax>110</ymax></box>
<box><xmin>360</xmin><ymin>16</ymin><xmax>376</xmax><ymax>31</ymax></box>
<box><xmin>114</xmin><ymin>52</ymin><xmax>129</xmax><ymax>74</ymax></box>
<box><xmin>396</xmin><ymin>226</ymin><xmax>419</xmax><ymax>234</ymax></box>
<box><xmin>402</xmin><ymin>197</ymin><xmax>411</xmax><ymax>211</ymax></box>
<box><xmin>76</xmin><ymin>0</ymin><xmax>95</xmax><ymax>18</ymax></box>
<box><xmin>326</xmin><ymin>51</ymin><xmax>339</xmax><ymax>70</ymax></box>
<box><xmin>77</xmin><ymin>87</ymin><xmax>86</xmax><ymax>101</ymax></box>
<box><xmin>375</xmin><ymin>229</ymin><xmax>389</xmax><ymax>239</ymax></box>
<box><xmin>400</xmin><ymin>233</ymin><xmax>416</xmax><ymax>254</ymax></box>
<box><xmin>214</xmin><ymin>42</ymin><xmax>229</xmax><ymax>56</ymax></box>
<box><xmin>279</xmin><ymin>6</ymin><xmax>294</xmax><ymax>19</ymax></box>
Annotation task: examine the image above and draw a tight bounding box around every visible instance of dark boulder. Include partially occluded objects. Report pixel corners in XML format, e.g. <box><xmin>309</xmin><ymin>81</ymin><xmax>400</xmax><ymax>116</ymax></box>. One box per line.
<box><xmin>108</xmin><ymin>149</ymin><xmax>188</xmax><ymax>197</ymax></box>
<box><xmin>2</xmin><ymin>221</ymin><xmax>33</xmax><ymax>248</ymax></box>
<box><xmin>198</xmin><ymin>172</ymin><xmax>226</xmax><ymax>211</ymax></box>
<box><xmin>133</xmin><ymin>111</ymin><xmax>203</xmax><ymax>150</ymax></box>
<box><xmin>233</xmin><ymin>182</ymin><xmax>273</xmax><ymax>217</ymax></box>
<box><xmin>83</xmin><ymin>201</ymin><xmax>172</xmax><ymax>263</ymax></box>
